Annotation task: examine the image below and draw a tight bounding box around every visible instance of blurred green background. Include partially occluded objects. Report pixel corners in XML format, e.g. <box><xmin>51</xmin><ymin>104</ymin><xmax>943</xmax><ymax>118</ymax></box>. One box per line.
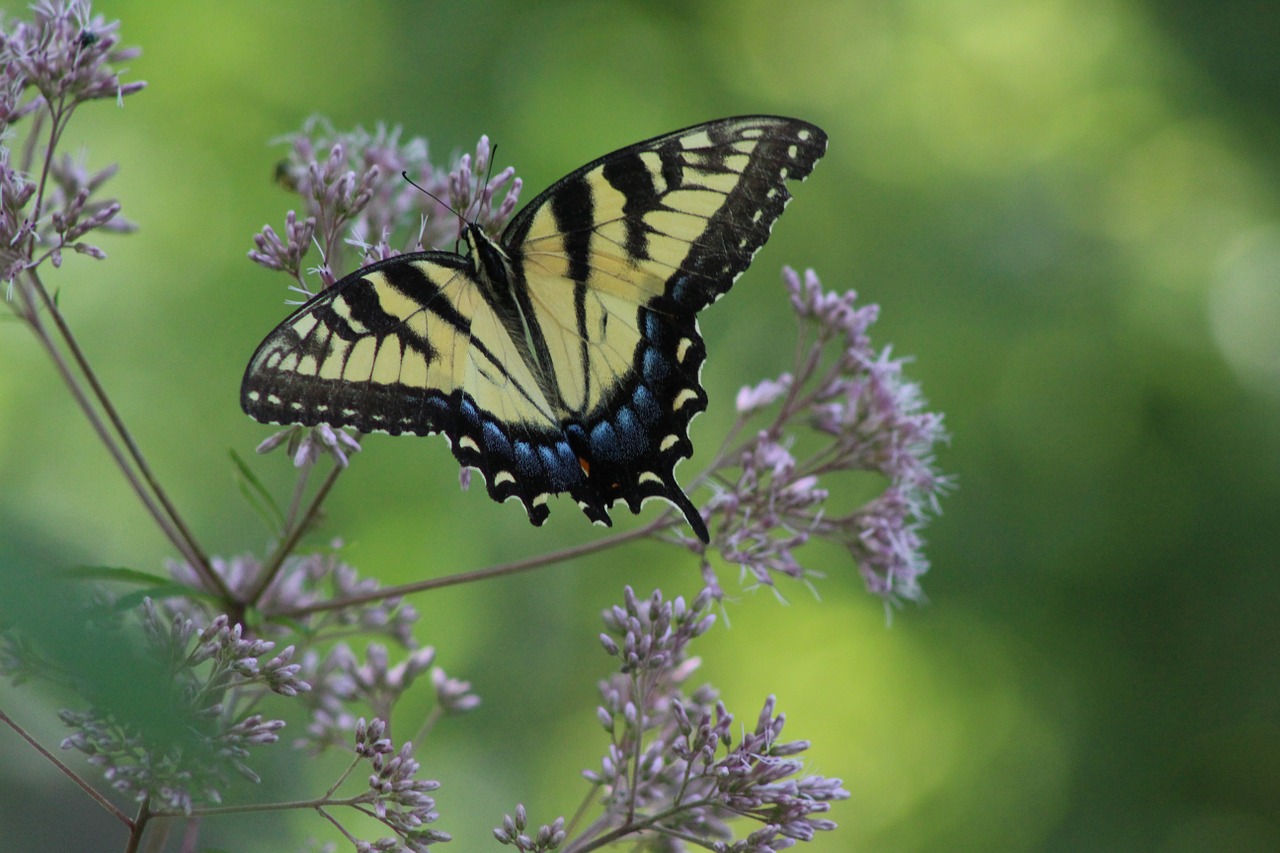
<box><xmin>3</xmin><ymin>0</ymin><xmax>1279</xmax><ymax>850</ymax></box>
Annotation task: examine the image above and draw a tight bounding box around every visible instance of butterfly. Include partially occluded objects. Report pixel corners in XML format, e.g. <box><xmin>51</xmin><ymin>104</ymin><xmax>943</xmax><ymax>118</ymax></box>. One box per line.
<box><xmin>241</xmin><ymin>115</ymin><xmax>827</xmax><ymax>543</ymax></box>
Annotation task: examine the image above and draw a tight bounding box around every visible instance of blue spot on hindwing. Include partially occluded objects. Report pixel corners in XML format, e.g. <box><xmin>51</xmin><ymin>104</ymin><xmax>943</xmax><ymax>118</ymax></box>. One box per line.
<box><xmin>642</xmin><ymin>346</ymin><xmax>670</xmax><ymax>385</ymax></box>
<box><xmin>458</xmin><ymin>396</ymin><xmax>480</xmax><ymax>428</ymax></box>
<box><xmin>614</xmin><ymin>406</ymin><xmax>647</xmax><ymax>453</ymax></box>
<box><xmin>553</xmin><ymin>440</ymin><xmax>577</xmax><ymax>472</ymax></box>
<box><xmin>513</xmin><ymin>441</ymin><xmax>540</xmax><ymax>477</ymax></box>
<box><xmin>424</xmin><ymin>396</ymin><xmax>448</xmax><ymax>419</ymax></box>
<box><xmin>537</xmin><ymin>444</ymin><xmax>574</xmax><ymax>489</ymax></box>
<box><xmin>590</xmin><ymin>421</ymin><xmax>622</xmax><ymax>463</ymax></box>
<box><xmin>482</xmin><ymin>420</ymin><xmax>511</xmax><ymax>457</ymax></box>
<box><xmin>631</xmin><ymin>384</ymin><xmax>661</xmax><ymax>424</ymax></box>
<box><xmin>668</xmin><ymin>272</ymin><xmax>693</xmax><ymax>303</ymax></box>
<box><xmin>640</xmin><ymin>311</ymin><xmax>661</xmax><ymax>342</ymax></box>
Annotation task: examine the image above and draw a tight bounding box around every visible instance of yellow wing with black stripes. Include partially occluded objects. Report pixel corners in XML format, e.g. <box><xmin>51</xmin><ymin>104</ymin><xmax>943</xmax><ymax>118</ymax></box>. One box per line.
<box><xmin>241</xmin><ymin>115</ymin><xmax>827</xmax><ymax>542</ymax></box>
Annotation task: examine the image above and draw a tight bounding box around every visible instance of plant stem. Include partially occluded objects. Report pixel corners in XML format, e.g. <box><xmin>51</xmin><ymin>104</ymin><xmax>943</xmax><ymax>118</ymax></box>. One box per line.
<box><xmin>565</xmin><ymin>781</ymin><xmax>603</xmax><ymax>838</ymax></box>
<box><xmin>563</xmin><ymin>799</ymin><xmax>715</xmax><ymax>853</ymax></box>
<box><xmin>123</xmin><ymin>799</ymin><xmax>151</xmax><ymax>853</ymax></box>
<box><xmin>0</xmin><ymin>705</ymin><xmax>133</xmax><ymax>828</ymax></box>
<box><xmin>272</xmin><ymin>516</ymin><xmax>671</xmax><ymax>620</ymax></box>
<box><xmin>14</xmin><ymin>277</ymin><xmax>210</xmax><ymax>579</ymax></box>
<box><xmin>26</xmin><ymin>269</ymin><xmax>222</xmax><ymax>595</ymax></box>
<box><xmin>244</xmin><ymin>457</ymin><xmax>347</xmax><ymax>605</ymax></box>
<box><xmin>13</xmin><ymin>95</ymin><xmax>224</xmax><ymax>598</ymax></box>
<box><xmin>147</xmin><ymin>791</ymin><xmax>376</xmax><ymax>819</ymax></box>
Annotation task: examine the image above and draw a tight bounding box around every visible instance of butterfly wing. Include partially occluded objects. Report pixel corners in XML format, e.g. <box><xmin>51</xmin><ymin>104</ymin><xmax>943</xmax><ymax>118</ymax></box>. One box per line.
<box><xmin>496</xmin><ymin>115</ymin><xmax>828</xmax><ymax>540</ymax></box>
<box><xmin>243</xmin><ymin>246</ymin><xmax>631</xmax><ymax>533</ymax></box>
<box><xmin>241</xmin><ymin>116</ymin><xmax>826</xmax><ymax>542</ymax></box>
<box><xmin>242</xmin><ymin>251</ymin><xmax>561</xmax><ymax>443</ymax></box>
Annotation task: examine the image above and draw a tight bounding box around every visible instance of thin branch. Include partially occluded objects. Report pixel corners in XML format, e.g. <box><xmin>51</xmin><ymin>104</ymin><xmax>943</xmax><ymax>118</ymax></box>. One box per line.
<box><xmin>283</xmin><ymin>457</ymin><xmax>313</xmax><ymax>531</ymax></box>
<box><xmin>565</xmin><ymin>780</ymin><xmax>605</xmax><ymax>839</ymax></box>
<box><xmin>26</xmin><ymin>269</ymin><xmax>221</xmax><ymax>593</ymax></box>
<box><xmin>244</xmin><ymin>458</ymin><xmax>347</xmax><ymax>605</ymax></box>
<box><xmin>123</xmin><ymin>798</ymin><xmax>151</xmax><ymax>853</ymax></box>
<box><xmin>14</xmin><ymin>279</ymin><xmax>204</xmax><ymax>574</ymax></box>
<box><xmin>272</xmin><ymin>516</ymin><xmax>672</xmax><ymax>620</ymax></box>
<box><xmin>27</xmin><ymin>96</ymin><xmax>70</xmax><ymax>234</ymax></box>
<box><xmin>0</xmin><ymin>705</ymin><xmax>133</xmax><ymax>828</ymax></box>
<box><xmin>146</xmin><ymin>789</ymin><xmax>386</xmax><ymax>819</ymax></box>
<box><xmin>17</xmin><ymin>101</ymin><xmax>47</xmax><ymax>174</ymax></box>
<box><xmin>564</xmin><ymin>797</ymin><xmax>717</xmax><ymax>853</ymax></box>
<box><xmin>316</xmin><ymin>806</ymin><xmax>358</xmax><ymax>844</ymax></box>
<box><xmin>409</xmin><ymin>704</ymin><xmax>444</xmax><ymax>751</ymax></box>
<box><xmin>12</xmin><ymin>96</ymin><xmax>223</xmax><ymax>596</ymax></box>
<box><xmin>322</xmin><ymin>755</ymin><xmax>363</xmax><ymax>800</ymax></box>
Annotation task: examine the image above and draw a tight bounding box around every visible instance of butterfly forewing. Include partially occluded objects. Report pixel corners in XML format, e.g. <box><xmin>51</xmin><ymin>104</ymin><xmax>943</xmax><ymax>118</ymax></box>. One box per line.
<box><xmin>242</xmin><ymin>116</ymin><xmax>827</xmax><ymax>542</ymax></box>
<box><xmin>244</xmin><ymin>257</ymin><xmax>557</xmax><ymax>430</ymax></box>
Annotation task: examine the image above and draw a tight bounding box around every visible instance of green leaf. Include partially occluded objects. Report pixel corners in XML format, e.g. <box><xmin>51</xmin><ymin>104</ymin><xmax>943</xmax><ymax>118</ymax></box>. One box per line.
<box><xmin>229</xmin><ymin>447</ymin><xmax>286</xmax><ymax>533</ymax></box>
<box><xmin>109</xmin><ymin>581</ymin><xmax>223</xmax><ymax>611</ymax></box>
<box><xmin>61</xmin><ymin>565</ymin><xmax>168</xmax><ymax>585</ymax></box>
<box><xmin>58</xmin><ymin>566</ymin><xmax>227</xmax><ymax>610</ymax></box>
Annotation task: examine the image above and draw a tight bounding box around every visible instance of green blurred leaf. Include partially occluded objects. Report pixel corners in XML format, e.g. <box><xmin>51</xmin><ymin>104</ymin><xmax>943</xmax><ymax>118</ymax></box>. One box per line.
<box><xmin>58</xmin><ymin>566</ymin><xmax>226</xmax><ymax>610</ymax></box>
<box><xmin>230</xmin><ymin>447</ymin><xmax>286</xmax><ymax>534</ymax></box>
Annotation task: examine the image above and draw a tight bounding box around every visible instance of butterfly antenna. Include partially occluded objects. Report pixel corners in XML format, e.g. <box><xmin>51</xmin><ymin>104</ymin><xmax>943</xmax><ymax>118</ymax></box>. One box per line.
<box><xmin>455</xmin><ymin>142</ymin><xmax>499</xmax><ymax>252</ymax></box>
<box><xmin>460</xmin><ymin>142</ymin><xmax>502</xmax><ymax>228</ymax></box>
<box><xmin>402</xmin><ymin>170</ymin><xmax>469</xmax><ymax>253</ymax></box>
<box><xmin>479</xmin><ymin>142</ymin><xmax>499</xmax><ymax>222</ymax></box>
<box><xmin>402</xmin><ymin>170</ymin><xmax>463</xmax><ymax>221</ymax></box>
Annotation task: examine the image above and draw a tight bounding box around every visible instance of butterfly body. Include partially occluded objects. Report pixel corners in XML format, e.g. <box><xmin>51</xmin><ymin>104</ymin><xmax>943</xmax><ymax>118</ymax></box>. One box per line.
<box><xmin>242</xmin><ymin>116</ymin><xmax>827</xmax><ymax>542</ymax></box>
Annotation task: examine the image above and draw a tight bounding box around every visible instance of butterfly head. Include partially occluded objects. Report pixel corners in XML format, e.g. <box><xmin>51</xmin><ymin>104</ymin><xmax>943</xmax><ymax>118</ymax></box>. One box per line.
<box><xmin>463</xmin><ymin>222</ymin><xmax>514</xmax><ymax>286</ymax></box>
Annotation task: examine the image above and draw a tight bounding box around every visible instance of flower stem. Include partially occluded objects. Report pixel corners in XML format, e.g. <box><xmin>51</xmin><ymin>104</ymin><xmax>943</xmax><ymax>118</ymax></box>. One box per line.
<box><xmin>0</xmin><ymin>705</ymin><xmax>133</xmax><ymax>828</ymax></box>
<box><xmin>272</xmin><ymin>516</ymin><xmax>671</xmax><ymax>620</ymax></box>
<box><xmin>123</xmin><ymin>799</ymin><xmax>152</xmax><ymax>853</ymax></box>
<box><xmin>244</xmin><ymin>456</ymin><xmax>347</xmax><ymax>606</ymax></box>
<box><xmin>563</xmin><ymin>798</ymin><xmax>715</xmax><ymax>853</ymax></box>
<box><xmin>24</xmin><ymin>269</ymin><xmax>222</xmax><ymax>595</ymax></box>
<box><xmin>13</xmin><ymin>273</ymin><xmax>223</xmax><ymax>597</ymax></box>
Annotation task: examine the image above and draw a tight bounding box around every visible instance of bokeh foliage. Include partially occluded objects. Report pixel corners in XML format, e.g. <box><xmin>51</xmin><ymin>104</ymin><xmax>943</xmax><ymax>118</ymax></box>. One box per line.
<box><xmin>2</xmin><ymin>1</ymin><xmax>1278</xmax><ymax>850</ymax></box>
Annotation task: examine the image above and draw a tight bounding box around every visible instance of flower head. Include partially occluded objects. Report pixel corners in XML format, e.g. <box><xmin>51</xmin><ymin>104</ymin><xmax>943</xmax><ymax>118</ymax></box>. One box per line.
<box><xmin>0</xmin><ymin>0</ymin><xmax>143</xmax><ymax>289</ymax></box>
<box><xmin>52</xmin><ymin>598</ymin><xmax>299</xmax><ymax>813</ymax></box>
<box><xmin>494</xmin><ymin>804</ymin><xmax>566</xmax><ymax>852</ymax></box>
<box><xmin>0</xmin><ymin>0</ymin><xmax>145</xmax><ymax>110</ymax></box>
<box><xmin>697</xmin><ymin>267</ymin><xmax>951</xmax><ymax>604</ymax></box>
<box><xmin>557</xmin><ymin>588</ymin><xmax>848</xmax><ymax>850</ymax></box>
<box><xmin>252</xmin><ymin>120</ymin><xmax>521</xmax><ymax>299</ymax></box>
<box><xmin>351</xmin><ymin>718</ymin><xmax>451</xmax><ymax>851</ymax></box>
<box><xmin>254</xmin><ymin>422</ymin><xmax>363</xmax><ymax>468</ymax></box>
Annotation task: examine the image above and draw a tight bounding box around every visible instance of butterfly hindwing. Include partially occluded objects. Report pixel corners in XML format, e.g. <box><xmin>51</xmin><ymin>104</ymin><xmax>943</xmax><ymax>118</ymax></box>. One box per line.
<box><xmin>242</xmin><ymin>116</ymin><xmax>827</xmax><ymax>542</ymax></box>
